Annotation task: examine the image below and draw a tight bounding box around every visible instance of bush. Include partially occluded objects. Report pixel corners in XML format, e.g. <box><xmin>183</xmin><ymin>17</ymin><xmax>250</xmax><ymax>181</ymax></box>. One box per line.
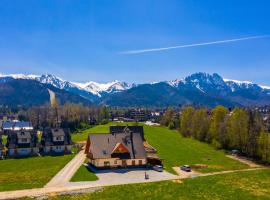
<box><xmin>100</xmin><ymin>119</ymin><xmax>109</xmax><ymax>125</ymax></box>
<box><xmin>168</xmin><ymin>122</ymin><xmax>175</xmax><ymax>130</ymax></box>
<box><xmin>211</xmin><ymin>139</ymin><xmax>222</xmax><ymax>150</ymax></box>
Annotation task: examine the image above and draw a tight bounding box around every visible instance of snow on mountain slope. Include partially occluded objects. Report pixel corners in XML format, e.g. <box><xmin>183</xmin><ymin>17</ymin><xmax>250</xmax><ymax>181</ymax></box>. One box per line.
<box><xmin>0</xmin><ymin>73</ymin><xmax>134</xmax><ymax>98</ymax></box>
<box><xmin>72</xmin><ymin>80</ymin><xmax>133</xmax><ymax>97</ymax></box>
<box><xmin>0</xmin><ymin>73</ymin><xmax>39</xmax><ymax>80</ymax></box>
<box><xmin>1</xmin><ymin>72</ymin><xmax>270</xmax><ymax>100</ymax></box>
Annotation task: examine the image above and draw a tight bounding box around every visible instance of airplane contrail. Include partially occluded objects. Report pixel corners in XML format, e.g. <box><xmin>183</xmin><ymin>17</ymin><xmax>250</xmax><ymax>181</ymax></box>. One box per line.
<box><xmin>119</xmin><ymin>35</ymin><xmax>270</xmax><ymax>55</ymax></box>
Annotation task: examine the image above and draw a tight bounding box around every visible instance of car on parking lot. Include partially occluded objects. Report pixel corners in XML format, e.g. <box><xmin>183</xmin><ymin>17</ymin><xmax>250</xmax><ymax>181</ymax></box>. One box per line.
<box><xmin>180</xmin><ymin>165</ymin><xmax>191</xmax><ymax>172</ymax></box>
<box><xmin>153</xmin><ymin>165</ymin><xmax>163</xmax><ymax>172</ymax></box>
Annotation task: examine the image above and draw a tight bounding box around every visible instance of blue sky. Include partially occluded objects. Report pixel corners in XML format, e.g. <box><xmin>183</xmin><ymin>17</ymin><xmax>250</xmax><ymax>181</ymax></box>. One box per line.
<box><xmin>0</xmin><ymin>0</ymin><xmax>270</xmax><ymax>85</ymax></box>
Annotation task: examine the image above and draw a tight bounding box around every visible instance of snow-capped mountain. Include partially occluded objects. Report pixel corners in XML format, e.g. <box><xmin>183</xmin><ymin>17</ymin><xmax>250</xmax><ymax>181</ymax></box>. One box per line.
<box><xmin>72</xmin><ymin>80</ymin><xmax>133</xmax><ymax>97</ymax></box>
<box><xmin>0</xmin><ymin>73</ymin><xmax>134</xmax><ymax>100</ymax></box>
<box><xmin>1</xmin><ymin>72</ymin><xmax>270</xmax><ymax>107</ymax></box>
<box><xmin>167</xmin><ymin>72</ymin><xmax>270</xmax><ymax>94</ymax></box>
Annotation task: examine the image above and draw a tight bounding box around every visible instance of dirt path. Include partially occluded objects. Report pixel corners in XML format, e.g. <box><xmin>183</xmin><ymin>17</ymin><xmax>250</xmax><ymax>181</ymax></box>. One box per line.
<box><xmin>45</xmin><ymin>150</ymin><xmax>86</xmax><ymax>188</ymax></box>
<box><xmin>226</xmin><ymin>155</ymin><xmax>264</xmax><ymax>168</ymax></box>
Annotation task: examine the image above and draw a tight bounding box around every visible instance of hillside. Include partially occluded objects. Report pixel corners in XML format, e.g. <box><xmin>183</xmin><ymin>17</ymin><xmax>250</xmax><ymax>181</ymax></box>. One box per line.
<box><xmin>0</xmin><ymin>79</ymin><xmax>92</xmax><ymax>107</ymax></box>
<box><xmin>1</xmin><ymin>72</ymin><xmax>270</xmax><ymax>107</ymax></box>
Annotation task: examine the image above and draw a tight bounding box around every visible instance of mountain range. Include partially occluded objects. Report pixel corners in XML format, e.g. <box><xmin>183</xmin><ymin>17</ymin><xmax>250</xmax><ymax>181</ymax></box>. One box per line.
<box><xmin>0</xmin><ymin>72</ymin><xmax>270</xmax><ymax>108</ymax></box>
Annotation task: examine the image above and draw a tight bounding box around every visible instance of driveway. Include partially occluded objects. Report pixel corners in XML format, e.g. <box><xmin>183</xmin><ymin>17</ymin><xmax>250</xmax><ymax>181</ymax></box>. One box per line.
<box><xmin>67</xmin><ymin>167</ymin><xmax>179</xmax><ymax>187</ymax></box>
<box><xmin>45</xmin><ymin>149</ymin><xmax>86</xmax><ymax>188</ymax></box>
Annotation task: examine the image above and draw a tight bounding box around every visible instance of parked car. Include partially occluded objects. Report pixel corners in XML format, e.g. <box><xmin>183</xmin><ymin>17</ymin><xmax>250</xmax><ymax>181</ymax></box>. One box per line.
<box><xmin>180</xmin><ymin>165</ymin><xmax>191</xmax><ymax>172</ymax></box>
<box><xmin>231</xmin><ymin>149</ymin><xmax>240</xmax><ymax>156</ymax></box>
<box><xmin>153</xmin><ymin>165</ymin><xmax>163</xmax><ymax>172</ymax></box>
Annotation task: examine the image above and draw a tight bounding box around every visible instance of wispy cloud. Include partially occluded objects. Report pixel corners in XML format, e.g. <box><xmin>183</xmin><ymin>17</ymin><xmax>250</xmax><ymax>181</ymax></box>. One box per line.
<box><xmin>119</xmin><ymin>35</ymin><xmax>270</xmax><ymax>55</ymax></box>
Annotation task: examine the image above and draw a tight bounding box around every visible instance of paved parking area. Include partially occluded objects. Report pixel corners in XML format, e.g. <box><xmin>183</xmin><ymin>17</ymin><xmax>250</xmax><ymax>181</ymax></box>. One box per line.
<box><xmin>67</xmin><ymin>167</ymin><xmax>179</xmax><ymax>187</ymax></box>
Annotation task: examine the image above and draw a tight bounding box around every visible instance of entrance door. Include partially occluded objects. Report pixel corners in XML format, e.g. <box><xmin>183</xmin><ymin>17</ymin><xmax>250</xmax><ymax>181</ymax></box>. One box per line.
<box><xmin>122</xmin><ymin>160</ymin><xmax>127</xmax><ymax>167</ymax></box>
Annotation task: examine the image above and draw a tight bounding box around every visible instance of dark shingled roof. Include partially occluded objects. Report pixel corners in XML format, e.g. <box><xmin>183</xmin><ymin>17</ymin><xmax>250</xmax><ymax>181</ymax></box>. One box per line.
<box><xmin>6</xmin><ymin>130</ymin><xmax>38</xmax><ymax>148</ymax></box>
<box><xmin>16</xmin><ymin>131</ymin><xmax>31</xmax><ymax>139</ymax></box>
<box><xmin>88</xmin><ymin>126</ymin><xmax>146</xmax><ymax>159</ymax></box>
<box><xmin>51</xmin><ymin>129</ymin><xmax>65</xmax><ymax>137</ymax></box>
<box><xmin>109</xmin><ymin>126</ymin><xmax>144</xmax><ymax>140</ymax></box>
<box><xmin>41</xmin><ymin>128</ymin><xmax>72</xmax><ymax>146</ymax></box>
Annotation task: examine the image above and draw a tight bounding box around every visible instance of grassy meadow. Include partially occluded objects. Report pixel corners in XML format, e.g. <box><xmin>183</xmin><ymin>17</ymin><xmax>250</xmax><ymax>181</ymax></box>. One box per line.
<box><xmin>46</xmin><ymin>169</ymin><xmax>270</xmax><ymax>200</ymax></box>
<box><xmin>70</xmin><ymin>164</ymin><xmax>98</xmax><ymax>182</ymax></box>
<box><xmin>72</xmin><ymin>122</ymin><xmax>248</xmax><ymax>173</ymax></box>
<box><xmin>0</xmin><ymin>154</ymin><xmax>74</xmax><ymax>191</ymax></box>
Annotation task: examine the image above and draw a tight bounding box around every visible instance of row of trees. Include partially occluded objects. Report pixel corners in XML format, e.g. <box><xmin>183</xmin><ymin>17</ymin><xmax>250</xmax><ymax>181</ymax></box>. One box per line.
<box><xmin>161</xmin><ymin>106</ymin><xmax>270</xmax><ymax>163</ymax></box>
<box><xmin>17</xmin><ymin>103</ymin><xmax>111</xmax><ymax>131</ymax></box>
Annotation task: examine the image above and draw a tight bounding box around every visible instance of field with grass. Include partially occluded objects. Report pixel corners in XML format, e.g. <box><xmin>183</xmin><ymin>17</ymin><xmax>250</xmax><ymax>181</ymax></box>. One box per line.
<box><xmin>47</xmin><ymin>169</ymin><xmax>270</xmax><ymax>200</ymax></box>
<box><xmin>71</xmin><ymin>124</ymin><xmax>111</xmax><ymax>142</ymax></box>
<box><xmin>72</xmin><ymin>122</ymin><xmax>248</xmax><ymax>173</ymax></box>
<box><xmin>0</xmin><ymin>155</ymin><xmax>74</xmax><ymax>191</ymax></box>
<box><xmin>70</xmin><ymin>164</ymin><xmax>98</xmax><ymax>182</ymax></box>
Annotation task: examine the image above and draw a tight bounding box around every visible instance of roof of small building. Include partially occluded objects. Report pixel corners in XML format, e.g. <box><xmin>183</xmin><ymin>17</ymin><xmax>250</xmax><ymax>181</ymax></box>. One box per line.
<box><xmin>16</xmin><ymin>131</ymin><xmax>31</xmax><ymax>139</ymax></box>
<box><xmin>2</xmin><ymin>121</ymin><xmax>33</xmax><ymax>130</ymax></box>
<box><xmin>41</xmin><ymin>128</ymin><xmax>72</xmax><ymax>146</ymax></box>
<box><xmin>51</xmin><ymin>129</ymin><xmax>65</xmax><ymax>137</ymax></box>
<box><xmin>109</xmin><ymin>126</ymin><xmax>144</xmax><ymax>140</ymax></box>
<box><xmin>6</xmin><ymin>130</ymin><xmax>38</xmax><ymax>148</ymax></box>
<box><xmin>88</xmin><ymin>126</ymin><xmax>146</xmax><ymax>159</ymax></box>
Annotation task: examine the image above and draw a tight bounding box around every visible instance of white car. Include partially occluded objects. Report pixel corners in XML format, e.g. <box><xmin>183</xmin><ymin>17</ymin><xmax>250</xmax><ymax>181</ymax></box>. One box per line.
<box><xmin>153</xmin><ymin>165</ymin><xmax>163</xmax><ymax>172</ymax></box>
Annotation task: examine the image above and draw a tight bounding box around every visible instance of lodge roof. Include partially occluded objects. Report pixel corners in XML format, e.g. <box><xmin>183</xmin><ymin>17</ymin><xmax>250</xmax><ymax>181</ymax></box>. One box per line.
<box><xmin>87</xmin><ymin>126</ymin><xmax>146</xmax><ymax>159</ymax></box>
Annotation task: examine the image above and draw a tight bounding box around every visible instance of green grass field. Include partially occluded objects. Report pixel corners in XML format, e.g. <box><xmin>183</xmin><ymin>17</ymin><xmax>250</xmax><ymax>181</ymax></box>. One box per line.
<box><xmin>70</xmin><ymin>164</ymin><xmax>98</xmax><ymax>182</ymax></box>
<box><xmin>72</xmin><ymin>122</ymin><xmax>248</xmax><ymax>173</ymax></box>
<box><xmin>0</xmin><ymin>155</ymin><xmax>74</xmax><ymax>191</ymax></box>
<box><xmin>46</xmin><ymin>169</ymin><xmax>270</xmax><ymax>200</ymax></box>
<box><xmin>71</xmin><ymin>124</ymin><xmax>111</xmax><ymax>142</ymax></box>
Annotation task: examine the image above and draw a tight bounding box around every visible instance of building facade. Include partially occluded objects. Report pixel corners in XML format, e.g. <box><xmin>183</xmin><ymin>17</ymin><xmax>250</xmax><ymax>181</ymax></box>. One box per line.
<box><xmin>85</xmin><ymin>126</ymin><xmax>147</xmax><ymax>168</ymax></box>
<box><xmin>6</xmin><ymin>130</ymin><xmax>39</xmax><ymax>157</ymax></box>
<box><xmin>41</xmin><ymin>128</ymin><xmax>73</xmax><ymax>154</ymax></box>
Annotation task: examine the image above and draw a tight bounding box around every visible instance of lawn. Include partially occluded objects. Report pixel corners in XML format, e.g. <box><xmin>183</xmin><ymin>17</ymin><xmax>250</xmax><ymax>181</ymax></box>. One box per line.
<box><xmin>70</xmin><ymin>164</ymin><xmax>98</xmax><ymax>182</ymax></box>
<box><xmin>72</xmin><ymin>122</ymin><xmax>248</xmax><ymax>173</ymax></box>
<box><xmin>46</xmin><ymin>169</ymin><xmax>270</xmax><ymax>200</ymax></box>
<box><xmin>0</xmin><ymin>154</ymin><xmax>74</xmax><ymax>191</ymax></box>
<box><xmin>71</xmin><ymin>124</ymin><xmax>112</xmax><ymax>142</ymax></box>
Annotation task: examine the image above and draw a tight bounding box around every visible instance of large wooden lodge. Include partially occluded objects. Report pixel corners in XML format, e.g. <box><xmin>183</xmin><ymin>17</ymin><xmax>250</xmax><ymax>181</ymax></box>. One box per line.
<box><xmin>85</xmin><ymin>126</ymin><xmax>160</xmax><ymax>168</ymax></box>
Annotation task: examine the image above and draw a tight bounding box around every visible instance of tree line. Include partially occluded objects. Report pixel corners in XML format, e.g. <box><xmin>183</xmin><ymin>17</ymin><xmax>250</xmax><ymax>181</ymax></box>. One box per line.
<box><xmin>161</xmin><ymin>106</ymin><xmax>270</xmax><ymax>164</ymax></box>
<box><xmin>16</xmin><ymin>103</ymin><xmax>112</xmax><ymax>131</ymax></box>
